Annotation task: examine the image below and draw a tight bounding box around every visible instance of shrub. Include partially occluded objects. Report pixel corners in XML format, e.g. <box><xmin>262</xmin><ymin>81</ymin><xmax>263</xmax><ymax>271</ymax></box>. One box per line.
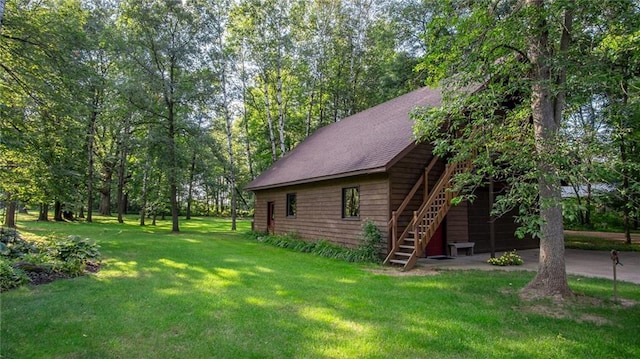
<box><xmin>0</xmin><ymin>259</ymin><xmax>30</xmax><ymax>292</ymax></box>
<box><xmin>0</xmin><ymin>231</ymin><xmax>101</xmax><ymax>291</ymax></box>
<box><xmin>0</xmin><ymin>228</ymin><xmax>36</xmax><ymax>258</ymax></box>
<box><xmin>260</xmin><ymin>232</ymin><xmax>379</xmax><ymax>263</ymax></box>
<box><xmin>356</xmin><ymin>220</ymin><xmax>382</xmax><ymax>263</ymax></box>
<box><xmin>487</xmin><ymin>250</ymin><xmax>523</xmax><ymax>266</ymax></box>
<box><xmin>53</xmin><ymin>235</ymin><xmax>101</xmax><ymax>264</ymax></box>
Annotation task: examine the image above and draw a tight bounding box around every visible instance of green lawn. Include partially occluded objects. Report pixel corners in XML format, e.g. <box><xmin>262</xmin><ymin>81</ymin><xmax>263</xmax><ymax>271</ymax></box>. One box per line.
<box><xmin>565</xmin><ymin>234</ymin><xmax>640</xmax><ymax>252</ymax></box>
<box><xmin>2</xmin><ymin>215</ymin><xmax>640</xmax><ymax>358</ymax></box>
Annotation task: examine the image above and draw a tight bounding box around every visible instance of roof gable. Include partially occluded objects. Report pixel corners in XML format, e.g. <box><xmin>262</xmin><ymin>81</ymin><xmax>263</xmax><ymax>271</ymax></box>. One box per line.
<box><xmin>245</xmin><ymin>87</ymin><xmax>442</xmax><ymax>191</ymax></box>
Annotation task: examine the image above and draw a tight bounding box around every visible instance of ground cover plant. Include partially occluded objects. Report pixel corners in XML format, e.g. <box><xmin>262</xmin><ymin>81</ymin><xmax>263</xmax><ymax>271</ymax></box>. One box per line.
<box><xmin>257</xmin><ymin>219</ymin><xmax>383</xmax><ymax>263</ymax></box>
<box><xmin>487</xmin><ymin>250</ymin><xmax>524</xmax><ymax>266</ymax></box>
<box><xmin>0</xmin><ymin>228</ymin><xmax>101</xmax><ymax>291</ymax></box>
<box><xmin>1</xmin><ymin>214</ymin><xmax>639</xmax><ymax>358</ymax></box>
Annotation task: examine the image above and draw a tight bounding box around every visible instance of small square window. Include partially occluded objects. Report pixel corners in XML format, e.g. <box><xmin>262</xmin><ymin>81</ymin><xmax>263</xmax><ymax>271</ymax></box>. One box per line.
<box><xmin>342</xmin><ymin>187</ymin><xmax>359</xmax><ymax>219</ymax></box>
<box><xmin>286</xmin><ymin>193</ymin><xmax>297</xmax><ymax>217</ymax></box>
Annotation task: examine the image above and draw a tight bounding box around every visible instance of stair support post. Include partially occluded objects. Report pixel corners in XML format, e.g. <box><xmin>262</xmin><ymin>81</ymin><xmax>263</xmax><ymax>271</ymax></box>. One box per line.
<box><xmin>390</xmin><ymin>211</ymin><xmax>398</xmax><ymax>252</ymax></box>
<box><xmin>413</xmin><ymin>211</ymin><xmax>422</xmax><ymax>257</ymax></box>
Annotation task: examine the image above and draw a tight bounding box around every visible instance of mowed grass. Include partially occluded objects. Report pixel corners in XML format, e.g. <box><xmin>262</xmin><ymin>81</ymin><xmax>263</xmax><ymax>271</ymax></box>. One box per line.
<box><xmin>2</xmin><ymin>215</ymin><xmax>640</xmax><ymax>358</ymax></box>
<box><xmin>565</xmin><ymin>234</ymin><xmax>640</xmax><ymax>252</ymax></box>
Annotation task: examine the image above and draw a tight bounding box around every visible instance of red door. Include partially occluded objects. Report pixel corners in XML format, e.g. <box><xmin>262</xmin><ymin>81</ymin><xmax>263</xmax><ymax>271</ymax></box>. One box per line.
<box><xmin>425</xmin><ymin>222</ymin><xmax>445</xmax><ymax>256</ymax></box>
<box><xmin>267</xmin><ymin>202</ymin><xmax>275</xmax><ymax>234</ymax></box>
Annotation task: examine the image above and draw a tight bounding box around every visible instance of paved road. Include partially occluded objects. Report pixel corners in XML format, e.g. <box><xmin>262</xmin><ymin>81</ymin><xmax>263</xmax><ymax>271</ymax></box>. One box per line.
<box><xmin>419</xmin><ymin>248</ymin><xmax>640</xmax><ymax>285</ymax></box>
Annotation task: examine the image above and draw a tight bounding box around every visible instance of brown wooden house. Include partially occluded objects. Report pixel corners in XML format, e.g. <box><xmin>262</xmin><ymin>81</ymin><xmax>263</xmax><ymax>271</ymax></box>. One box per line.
<box><xmin>245</xmin><ymin>87</ymin><xmax>538</xmax><ymax>270</ymax></box>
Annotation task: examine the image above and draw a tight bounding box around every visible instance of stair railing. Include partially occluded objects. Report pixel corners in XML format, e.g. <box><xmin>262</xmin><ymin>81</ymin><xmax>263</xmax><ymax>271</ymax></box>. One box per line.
<box><xmin>412</xmin><ymin>161</ymin><xmax>471</xmax><ymax>253</ymax></box>
<box><xmin>386</xmin><ymin>156</ymin><xmax>439</xmax><ymax>261</ymax></box>
<box><xmin>384</xmin><ymin>159</ymin><xmax>471</xmax><ymax>268</ymax></box>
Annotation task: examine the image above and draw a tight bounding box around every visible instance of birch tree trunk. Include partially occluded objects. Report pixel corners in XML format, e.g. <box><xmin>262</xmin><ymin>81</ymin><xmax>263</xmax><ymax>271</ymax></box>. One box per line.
<box><xmin>263</xmin><ymin>74</ymin><xmax>278</xmax><ymax>162</ymax></box>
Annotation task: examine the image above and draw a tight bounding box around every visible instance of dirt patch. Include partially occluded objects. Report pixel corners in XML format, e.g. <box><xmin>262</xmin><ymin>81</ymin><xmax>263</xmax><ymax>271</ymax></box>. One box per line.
<box><xmin>517</xmin><ymin>293</ymin><xmax>637</xmax><ymax>325</ymax></box>
<box><xmin>578</xmin><ymin>314</ymin><xmax>611</xmax><ymax>326</ymax></box>
<box><xmin>526</xmin><ymin>304</ymin><xmax>570</xmax><ymax>319</ymax></box>
<box><xmin>524</xmin><ymin>303</ymin><xmax>613</xmax><ymax>326</ymax></box>
<box><xmin>367</xmin><ymin>265</ymin><xmax>440</xmax><ymax>277</ymax></box>
<box><xmin>26</xmin><ymin>262</ymin><xmax>101</xmax><ymax>286</ymax></box>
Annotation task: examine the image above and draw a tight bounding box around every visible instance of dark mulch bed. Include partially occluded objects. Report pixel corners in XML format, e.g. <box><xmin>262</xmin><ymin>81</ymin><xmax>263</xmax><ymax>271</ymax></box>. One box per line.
<box><xmin>25</xmin><ymin>261</ymin><xmax>101</xmax><ymax>286</ymax></box>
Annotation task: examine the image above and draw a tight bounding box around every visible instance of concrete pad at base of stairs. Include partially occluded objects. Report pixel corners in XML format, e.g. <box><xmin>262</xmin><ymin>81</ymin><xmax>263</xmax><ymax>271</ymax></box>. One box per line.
<box><xmin>418</xmin><ymin>248</ymin><xmax>640</xmax><ymax>285</ymax></box>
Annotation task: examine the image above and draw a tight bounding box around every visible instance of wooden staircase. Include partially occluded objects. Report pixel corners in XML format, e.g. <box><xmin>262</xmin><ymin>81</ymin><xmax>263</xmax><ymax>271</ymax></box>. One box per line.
<box><xmin>383</xmin><ymin>158</ymin><xmax>471</xmax><ymax>271</ymax></box>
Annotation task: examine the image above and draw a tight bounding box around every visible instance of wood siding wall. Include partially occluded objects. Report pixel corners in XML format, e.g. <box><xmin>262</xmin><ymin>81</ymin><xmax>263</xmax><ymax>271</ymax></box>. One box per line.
<box><xmin>253</xmin><ymin>174</ymin><xmax>389</xmax><ymax>248</ymax></box>
<box><xmin>446</xmin><ymin>202</ymin><xmax>469</xmax><ymax>243</ymax></box>
<box><xmin>467</xmin><ymin>188</ymin><xmax>539</xmax><ymax>252</ymax></box>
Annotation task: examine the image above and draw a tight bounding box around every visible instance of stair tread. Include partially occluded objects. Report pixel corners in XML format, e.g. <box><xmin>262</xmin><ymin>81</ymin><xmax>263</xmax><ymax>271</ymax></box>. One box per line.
<box><xmin>398</xmin><ymin>245</ymin><xmax>414</xmax><ymax>249</ymax></box>
<box><xmin>394</xmin><ymin>252</ymin><xmax>412</xmax><ymax>257</ymax></box>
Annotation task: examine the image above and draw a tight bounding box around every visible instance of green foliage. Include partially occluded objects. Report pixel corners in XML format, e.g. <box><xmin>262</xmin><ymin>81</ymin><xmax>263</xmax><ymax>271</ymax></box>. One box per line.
<box><xmin>0</xmin><ymin>228</ymin><xmax>101</xmax><ymax>290</ymax></box>
<box><xmin>53</xmin><ymin>235</ymin><xmax>101</xmax><ymax>264</ymax></box>
<box><xmin>562</xmin><ymin>195</ymin><xmax>640</xmax><ymax>232</ymax></box>
<box><xmin>564</xmin><ymin>235</ymin><xmax>640</xmax><ymax>252</ymax></box>
<box><xmin>356</xmin><ymin>219</ymin><xmax>383</xmax><ymax>263</ymax></box>
<box><xmin>259</xmin><ymin>230</ymin><xmax>381</xmax><ymax>264</ymax></box>
<box><xmin>0</xmin><ymin>259</ymin><xmax>30</xmax><ymax>292</ymax></box>
<box><xmin>0</xmin><ymin>228</ymin><xmax>36</xmax><ymax>257</ymax></box>
<box><xmin>487</xmin><ymin>250</ymin><xmax>524</xmax><ymax>266</ymax></box>
<box><xmin>412</xmin><ymin>0</ymin><xmax>640</xmax><ymax>246</ymax></box>
<box><xmin>3</xmin><ymin>216</ymin><xmax>640</xmax><ymax>358</ymax></box>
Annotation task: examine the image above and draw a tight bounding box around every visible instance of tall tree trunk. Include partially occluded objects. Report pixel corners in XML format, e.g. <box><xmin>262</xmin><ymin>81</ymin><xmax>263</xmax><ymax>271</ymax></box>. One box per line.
<box><xmin>276</xmin><ymin>58</ymin><xmax>286</xmax><ymax>157</ymax></box>
<box><xmin>185</xmin><ymin>151</ymin><xmax>196</xmax><ymax>220</ymax></box>
<box><xmin>619</xmin><ymin>84</ymin><xmax>632</xmax><ymax>244</ymax></box>
<box><xmin>164</xmin><ymin>59</ymin><xmax>180</xmax><ymax>233</ymax></box>
<box><xmin>215</xmin><ymin>185</ymin><xmax>220</xmax><ymax>215</ymax></box>
<box><xmin>168</xmin><ymin>104</ymin><xmax>179</xmax><ymax>233</ymax></box>
<box><xmin>585</xmin><ymin>174</ymin><xmax>592</xmax><ymax>226</ymax></box>
<box><xmin>116</xmin><ymin>133</ymin><xmax>128</xmax><ymax>224</ymax></box>
<box><xmin>305</xmin><ymin>89</ymin><xmax>315</xmax><ymax>138</ymax></box>
<box><xmin>139</xmin><ymin>158</ymin><xmax>149</xmax><ymax>226</ymax></box>
<box><xmin>240</xmin><ymin>51</ymin><xmax>255</xmax><ymax>180</ymax></box>
<box><xmin>263</xmin><ymin>76</ymin><xmax>278</xmax><ymax>163</ymax></box>
<box><xmin>38</xmin><ymin>203</ymin><xmax>48</xmax><ymax>221</ymax></box>
<box><xmin>98</xmin><ymin>160</ymin><xmax>114</xmax><ymax>215</ymax></box>
<box><xmin>4</xmin><ymin>193</ymin><xmax>16</xmax><ymax>228</ymax></box>
<box><xmin>54</xmin><ymin>200</ymin><xmax>63</xmax><ymax>222</ymax></box>
<box><xmin>217</xmin><ymin>31</ymin><xmax>237</xmax><ymax>231</ymax></box>
<box><xmin>86</xmin><ymin>94</ymin><xmax>99</xmax><ymax>223</ymax></box>
<box><xmin>521</xmin><ymin>0</ymin><xmax>572</xmax><ymax>299</ymax></box>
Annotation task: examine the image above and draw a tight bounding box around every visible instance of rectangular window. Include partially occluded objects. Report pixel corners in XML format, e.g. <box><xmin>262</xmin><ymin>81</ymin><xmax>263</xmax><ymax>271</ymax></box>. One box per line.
<box><xmin>286</xmin><ymin>193</ymin><xmax>297</xmax><ymax>217</ymax></box>
<box><xmin>342</xmin><ymin>187</ymin><xmax>360</xmax><ymax>219</ymax></box>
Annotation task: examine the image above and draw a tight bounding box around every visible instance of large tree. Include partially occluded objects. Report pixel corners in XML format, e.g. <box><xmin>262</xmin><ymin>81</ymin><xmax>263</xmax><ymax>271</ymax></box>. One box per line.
<box><xmin>410</xmin><ymin>0</ymin><xmax>623</xmax><ymax>298</ymax></box>
<box><xmin>119</xmin><ymin>0</ymin><xmax>205</xmax><ymax>232</ymax></box>
<box><xmin>1</xmin><ymin>0</ymin><xmax>91</xmax><ymax>222</ymax></box>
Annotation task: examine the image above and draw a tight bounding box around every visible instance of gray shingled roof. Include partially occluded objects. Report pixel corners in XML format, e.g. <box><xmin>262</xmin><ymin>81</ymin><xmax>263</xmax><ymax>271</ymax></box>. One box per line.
<box><xmin>244</xmin><ymin>87</ymin><xmax>443</xmax><ymax>191</ymax></box>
